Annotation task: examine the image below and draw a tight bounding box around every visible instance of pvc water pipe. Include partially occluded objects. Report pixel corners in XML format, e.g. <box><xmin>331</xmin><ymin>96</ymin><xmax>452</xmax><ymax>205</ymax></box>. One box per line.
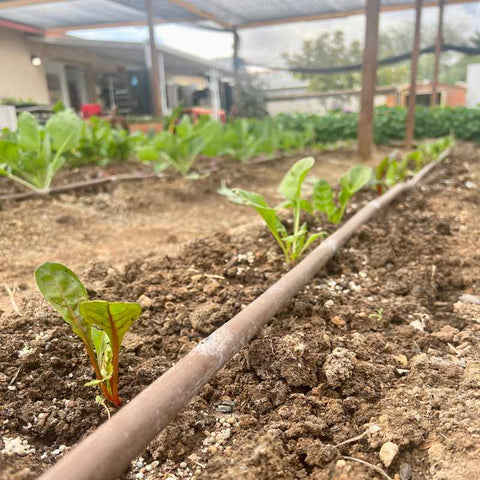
<box><xmin>39</xmin><ymin>148</ymin><xmax>451</xmax><ymax>480</ymax></box>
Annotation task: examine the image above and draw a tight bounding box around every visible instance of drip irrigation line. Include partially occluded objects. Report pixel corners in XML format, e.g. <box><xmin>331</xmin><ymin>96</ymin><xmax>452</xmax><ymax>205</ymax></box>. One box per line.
<box><xmin>0</xmin><ymin>172</ymin><xmax>160</xmax><ymax>202</ymax></box>
<box><xmin>39</xmin><ymin>147</ymin><xmax>451</xmax><ymax>480</ymax></box>
<box><xmin>1</xmin><ymin>144</ymin><xmax>350</xmax><ymax>202</ymax></box>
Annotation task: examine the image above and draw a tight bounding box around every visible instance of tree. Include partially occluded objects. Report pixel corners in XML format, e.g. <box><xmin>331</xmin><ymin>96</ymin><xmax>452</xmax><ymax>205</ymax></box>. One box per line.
<box><xmin>285</xmin><ymin>31</ymin><xmax>362</xmax><ymax>91</ymax></box>
<box><xmin>285</xmin><ymin>25</ymin><xmax>475</xmax><ymax>92</ymax></box>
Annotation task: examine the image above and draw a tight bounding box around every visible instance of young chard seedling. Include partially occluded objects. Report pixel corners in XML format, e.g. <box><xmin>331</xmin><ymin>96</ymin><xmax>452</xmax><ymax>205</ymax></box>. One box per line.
<box><xmin>312</xmin><ymin>165</ymin><xmax>373</xmax><ymax>223</ymax></box>
<box><xmin>35</xmin><ymin>262</ymin><xmax>142</xmax><ymax>407</ymax></box>
<box><xmin>221</xmin><ymin>157</ymin><xmax>325</xmax><ymax>263</ymax></box>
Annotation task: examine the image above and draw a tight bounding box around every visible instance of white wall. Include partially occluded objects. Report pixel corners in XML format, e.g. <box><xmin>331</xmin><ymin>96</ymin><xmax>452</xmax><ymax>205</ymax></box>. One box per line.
<box><xmin>267</xmin><ymin>93</ymin><xmax>388</xmax><ymax>116</ymax></box>
<box><xmin>466</xmin><ymin>64</ymin><xmax>480</xmax><ymax>108</ymax></box>
<box><xmin>0</xmin><ymin>28</ymin><xmax>49</xmax><ymax>104</ymax></box>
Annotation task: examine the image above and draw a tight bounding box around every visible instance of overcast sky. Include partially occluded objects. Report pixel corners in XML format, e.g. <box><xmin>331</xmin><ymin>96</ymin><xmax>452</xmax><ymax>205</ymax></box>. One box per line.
<box><xmin>72</xmin><ymin>3</ymin><xmax>480</xmax><ymax>64</ymax></box>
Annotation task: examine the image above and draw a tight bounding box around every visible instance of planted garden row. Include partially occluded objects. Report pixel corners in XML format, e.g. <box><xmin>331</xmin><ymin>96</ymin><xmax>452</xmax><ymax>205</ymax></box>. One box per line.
<box><xmin>31</xmin><ymin>136</ymin><xmax>452</xmax><ymax>416</ymax></box>
<box><xmin>37</xmin><ymin>138</ymin><xmax>453</xmax><ymax>480</ymax></box>
<box><xmin>0</xmin><ymin>106</ymin><xmax>472</xmax><ymax>192</ymax></box>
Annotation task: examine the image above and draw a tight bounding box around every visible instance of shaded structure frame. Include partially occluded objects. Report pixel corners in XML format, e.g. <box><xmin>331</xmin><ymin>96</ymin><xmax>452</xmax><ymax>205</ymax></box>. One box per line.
<box><xmin>0</xmin><ymin>0</ymin><xmax>473</xmax><ymax>156</ymax></box>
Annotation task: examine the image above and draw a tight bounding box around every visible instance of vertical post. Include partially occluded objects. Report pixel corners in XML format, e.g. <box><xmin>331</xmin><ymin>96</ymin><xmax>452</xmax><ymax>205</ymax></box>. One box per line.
<box><xmin>158</xmin><ymin>52</ymin><xmax>169</xmax><ymax>114</ymax></box>
<box><xmin>431</xmin><ymin>0</ymin><xmax>444</xmax><ymax>106</ymax></box>
<box><xmin>85</xmin><ymin>67</ymin><xmax>97</xmax><ymax>103</ymax></box>
<box><xmin>357</xmin><ymin>0</ymin><xmax>380</xmax><ymax>160</ymax></box>
<box><xmin>209</xmin><ymin>69</ymin><xmax>220</xmax><ymax>120</ymax></box>
<box><xmin>145</xmin><ymin>0</ymin><xmax>162</xmax><ymax>117</ymax></box>
<box><xmin>231</xmin><ymin>29</ymin><xmax>241</xmax><ymax>114</ymax></box>
<box><xmin>405</xmin><ymin>0</ymin><xmax>423</xmax><ymax>149</ymax></box>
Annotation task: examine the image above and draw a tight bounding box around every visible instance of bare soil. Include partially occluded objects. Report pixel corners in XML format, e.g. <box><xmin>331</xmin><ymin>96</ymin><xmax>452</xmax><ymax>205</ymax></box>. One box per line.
<box><xmin>0</xmin><ymin>146</ymin><xmax>378</xmax><ymax>313</ymax></box>
<box><xmin>0</xmin><ymin>143</ymin><xmax>479</xmax><ymax>480</ymax></box>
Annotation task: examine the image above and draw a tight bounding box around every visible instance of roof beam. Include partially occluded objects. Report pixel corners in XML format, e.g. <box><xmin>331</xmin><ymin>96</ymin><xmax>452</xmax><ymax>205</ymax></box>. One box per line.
<box><xmin>0</xmin><ymin>17</ymin><xmax>43</xmax><ymax>33</ymax></box>
<box><xmin>237</xmin><ymin>0</ymin><xmax>479</xmax><ymax>29</ymax></box>
<box><xmin>44</xmin><ymin>18</ymin><xmax>182</xmax><ymax>35</ymax></box>
<box><xmin>0</xmin><ymin>0</ymin><xmax>67</xmax><ymax>9</ymax></box>
<box><xmin>167</xmin><ymin>0</ymin><xmax>233</xmax><ymax>30</ymax></box>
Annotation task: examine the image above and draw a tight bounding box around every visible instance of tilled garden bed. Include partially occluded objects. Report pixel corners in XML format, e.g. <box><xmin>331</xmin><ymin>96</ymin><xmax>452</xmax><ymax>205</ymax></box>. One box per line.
<box><xmin>1</xmin><ymin>143</ymin><xmax>479</xmax><ymax>480</ymax></box>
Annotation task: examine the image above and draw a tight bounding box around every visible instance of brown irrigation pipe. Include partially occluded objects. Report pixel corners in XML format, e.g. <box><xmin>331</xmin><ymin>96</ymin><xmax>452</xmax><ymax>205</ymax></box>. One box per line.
<box><xmin>39</xmin><ymin>148</ymin><xmax>451</xmax><ymax>480</ymax></box>
<box><xmin>0</xmin><ymin>141</ymin><xmax>354</xmax><ymax>202</ymax></box>
<box><xmin>0</xmin><ymin>172</ymin><xmax>160</xmax><ymax>202</ymax></box>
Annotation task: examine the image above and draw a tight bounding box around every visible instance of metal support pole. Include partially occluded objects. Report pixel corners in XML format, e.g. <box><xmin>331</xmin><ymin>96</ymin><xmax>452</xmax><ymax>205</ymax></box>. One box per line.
<box><xmin>405</xmin><ymin>0</ymin><xmax>423</xmax><ymax>149</ymax></box>
<box><xmin>232</xmin><ymin>29</ymin><xmax>240</xmax><ymax>114</ymax></box>
<box><xmin>158</xmin><ymin>52</ymin><xmax>169</xmax><ymax>114</ymax></box>
<box><xmin>357</xmin><ymin>0</ymin><xmax>380</xmax><ymax>160</ymax></box>
<box><xmin>431</xmin><ymin>0</ymin><xmax>444</xmax><ymax>106</ymax></box>
<box><xmin>209</xmin><ymin>69</ymin><xmax>220</xmax><ymax>120</ymax></box>
<box><xmin>145</xmin><ymin>0</ymin><xmax>162</xmax><ymax>117</ymax></box>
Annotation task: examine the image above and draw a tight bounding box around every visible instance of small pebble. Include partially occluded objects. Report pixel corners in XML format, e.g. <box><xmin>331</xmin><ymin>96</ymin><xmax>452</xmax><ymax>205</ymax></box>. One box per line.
<box><xmin>179</xmin><ymin>462</ymin><xmax>187</xmax><ymax>469</ymax></box>
<box><xmin>135</xmin><ymin>473</ymin><xmax>144</xmax><ymax>480</ymax></box>
<box><xmin>399</xmin><ymin>463</ymin><xmax>412</xmax><ymax>480</ymax></box>
<box><xmin>379</xmin><ymin>441</ymin><xmax>399</xmax><ymax>467</ymax></box>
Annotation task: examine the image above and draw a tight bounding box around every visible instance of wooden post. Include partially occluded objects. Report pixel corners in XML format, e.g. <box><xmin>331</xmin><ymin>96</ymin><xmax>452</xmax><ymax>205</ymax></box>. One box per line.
<box><xmin>232</xmin><ymin>29</ymin><xmax>240</xmax><ymax>114</ymax></box>
<box><xmin>357</xmin><ymin>0</ymin><xmax>380</xmax><ymax>160</ymax></box>
<box><xmin>431</xmin><ymin>0</ymin><xmax>444</xmax><ymax>106</ymax></box>
<box><xmin>145</xmin><ymin>0</ymin><xmax>162</xmax><ymax>117</ymax></box>
<box><xmin>405</xmin><ymin>0</ymin><xmax>423</xmax><ymax>149</ymax></box>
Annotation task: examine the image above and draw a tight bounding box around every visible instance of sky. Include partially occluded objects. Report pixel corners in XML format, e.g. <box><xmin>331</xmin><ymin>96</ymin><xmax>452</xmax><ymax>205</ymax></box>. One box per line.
<box><xmin>72</xmin><ymin>3</ymin><xmax>480</xmax><ymax>65</ymax></box>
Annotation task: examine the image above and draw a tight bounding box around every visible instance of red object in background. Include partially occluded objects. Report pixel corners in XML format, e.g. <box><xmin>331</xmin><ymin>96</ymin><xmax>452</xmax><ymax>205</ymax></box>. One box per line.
<box><xmin>183</xmin><ymin>107</ymin><xmax>226</xmax><ymax>123</ymax></box>
<box><xmin>81</xmin><ymin>104</ymin><xmax>102</xmax><ymax>119</ymax></box>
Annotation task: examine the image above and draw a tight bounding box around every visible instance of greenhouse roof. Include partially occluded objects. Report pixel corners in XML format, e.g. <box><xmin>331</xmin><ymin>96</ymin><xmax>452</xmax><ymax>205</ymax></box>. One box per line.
<box><xmin>0</xmin><ymin>0</ymin><xmax>476</xmax><ymax>33</ymax></box>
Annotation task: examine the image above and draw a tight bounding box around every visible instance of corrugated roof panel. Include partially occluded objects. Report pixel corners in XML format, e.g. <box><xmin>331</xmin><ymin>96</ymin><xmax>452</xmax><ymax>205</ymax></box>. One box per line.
<box><xmin>0</xmin><ymin>0</ymin><xmax>147</xmax><ymax>28</ymax></box>
<box><xmin>114</xmin><ymin>0</ymin><xmax>201</xmax><ymax>21</ymax></box>
<box><xmin>184</xmin><ymin>0</ymin><xmax>367</xmax><ymax>25</ymax></box>
<box><xmin>0</xmin><ymin>0</ymin><xmax>466</xmax><ymax>30</ymax></box>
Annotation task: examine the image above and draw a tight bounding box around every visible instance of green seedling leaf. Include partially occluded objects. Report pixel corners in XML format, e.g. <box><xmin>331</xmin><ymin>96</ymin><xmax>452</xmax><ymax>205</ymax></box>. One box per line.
<box><xmin>34</xmin><ymin>262</ymin><xmax>89</xmax><ymax>339</ymax></box>
<box><xmin>46</xmin><ymin>110</ymin><xmax>83</xmax><ymax>153</ymax></box>
<box><xmin>136</xmin><ymin>145</ymin><xmax>159</xmax><ymax>162</ymax></box>
<box><xmin>80</xmin><ymin>300</ymin><xmax>142</xmax><ymax>406</ymax></box>
<box><xmin>17</xmin><ymin>112</ymin><xmax>41</xmax><ymax>152</ymax></box>
<box><xmin>85</xmin><ymin>378</ymin><xmax>107</xmax><ymax>387</ymax></box>
<box><xmin>278</xmin><ymin>157</ymin><xmax>315</xmax><ymax>202</ymax></box>
<box><xmin>79</xmin><ymin>300</ymin><xmax>142</xmax><ymax>348</ymax></box>
<box><xmin>217</xmin><ymin>180</ymin><xmax>244</xmax><ymax>204</ymax></box>
<box><xmin>233</xmin><ymin>188</ymin><xmax>288</xmax><ymax>259</ymax></box>
<box><xmin>339</xmin><ymin>165</ymin><xmax>373</xmax><ymax>206</ymax></box>
<box><xmin>312</xmin><ymin>179</ymin><xmax>339</xmax><ymax>223</ymax></box>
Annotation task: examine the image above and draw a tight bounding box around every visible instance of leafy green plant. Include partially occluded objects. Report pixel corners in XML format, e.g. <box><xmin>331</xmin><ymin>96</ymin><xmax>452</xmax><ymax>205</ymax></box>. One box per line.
<box><xmin>374</xmin><ymin>136</ymin><xmax>453</xmax><ymax>195</ymax></box>
<box><xmin>222</xmin><ymin>157</ymin><xmax>325</xmax><ymax>263</ymax></box>
<box><xmin>368</xmin><ymin>308</ymin><xmax>383</xmax><ymax>322</ymax></box>
<box><xmin>137</xmin><ymin>115</ymin><xmax>221</xmax><ymax>176</ymax></box>
<box><xmin>312</xmin><ymin>165</ymin><xmax>373</xmax><ymax>223</ymax></box>
<box><xmin>34</xmin><ymin>262</ymin><xmax>142</xmax><ymax>407</ymax></box>
<box><xmin>0</xmin><ymin>111</ymin><xmax>82</xmax><ymax>191</ymax></box>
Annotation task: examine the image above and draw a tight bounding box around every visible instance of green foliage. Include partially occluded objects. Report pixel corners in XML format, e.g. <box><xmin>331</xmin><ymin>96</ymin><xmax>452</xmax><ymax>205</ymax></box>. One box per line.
<box><xmin>222</xmin><ymin>158</ymin><xmax>324</xmax><ymax>263</ymax></box>
<box><xmin>374</xmin><ymin>136</ymin><xmax>453</xmax><ymax>194</ymax></box>
<box><xmin>70</xmin><ymin>116</ymin><xmax>143</xmax><ymax>166</ymax></box>
<box><xmin>285</xmin><ymin>31</ymin><xmax>362</xmax><ymax>90</ymax></box>
<box><xmin>52</xmin><ymin>100</ymin><xmax>66</xmax><ymax>113</ymax></box>
<box><xmin>0</xmin><ymin>110</ymin><xmax>82</xmax><ymax>191</ymax></box>
<box><xmin>34</xmin><ymin>262</ymin><xmax>142</xmax><ymax>407</ymax></box>
<box><xmin>138</xmin><ymin>115</ymin><xmax>221</xmax><ymax>176</ymax></box>
<box><xmin>274</xmin><ymin>107</ymin><xmax>480</xmax><ymax>145</ymax></box>
<box><xmin>312</xmin><ymin>165</ymin><xmax>373</xmax><ymax>223</ymax></box>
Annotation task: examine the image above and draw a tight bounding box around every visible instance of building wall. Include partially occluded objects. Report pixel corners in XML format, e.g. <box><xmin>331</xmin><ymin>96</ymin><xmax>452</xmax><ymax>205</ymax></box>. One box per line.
<box><xmin>267</xmin><ymin>93</ymin><xmax>388</xmax><ymax>116</ymax></box>
<box><xmin>466</xmin><ymin>64</ymin><xmax>480</xmax><ymax>107</ymax></box>
<box><xmin>0</xmin><ymin>29</ymin><xmax>49</xmax><ymax>104</ymax></box>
